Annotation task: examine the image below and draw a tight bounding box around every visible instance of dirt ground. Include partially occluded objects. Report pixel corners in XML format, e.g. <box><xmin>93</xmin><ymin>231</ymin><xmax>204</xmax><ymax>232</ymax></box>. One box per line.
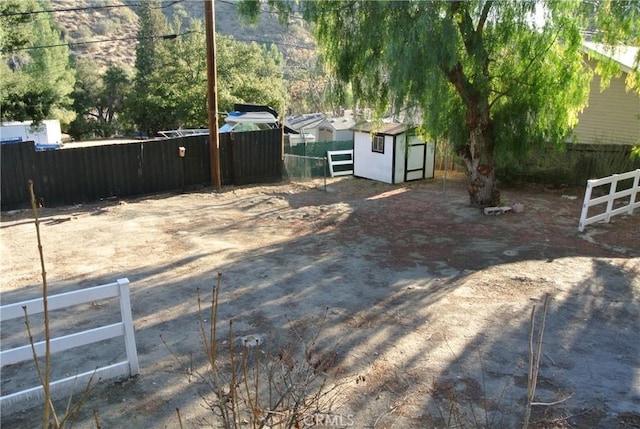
<box><xmin>1</xmin><ymin>173</ymin><xmax>639</xmax><ymax>428</ymax></box>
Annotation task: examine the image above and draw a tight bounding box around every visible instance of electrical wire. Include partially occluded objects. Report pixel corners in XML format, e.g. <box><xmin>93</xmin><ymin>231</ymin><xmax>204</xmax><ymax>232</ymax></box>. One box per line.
<box><xmin>5</xmin><ymin>32</ymin><xmax>193</xmax><ymax>53</ymax></box>
<box><xmin>2</xmin><ymin>0</ymin><xmax>316</xmax><ymax>53</ymax></box>
<box><xmin>6</xmin><ymin>31</ymin><xmax>313</xmax><ymax>53</ymax></box>
<box><xmin>0</xmin><ymin>0</ymin><xmax>184</xmax><ymax>18</ymax></box>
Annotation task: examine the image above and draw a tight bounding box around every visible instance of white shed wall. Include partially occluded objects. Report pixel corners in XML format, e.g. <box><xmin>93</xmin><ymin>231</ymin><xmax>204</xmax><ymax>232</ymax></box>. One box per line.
<box><xmin>354</xmin><ymin>129</ymin><xmax>436</xmax><ymax>183</ymax></box>
<box><xmin>353</xmin><ymin>131</ymin><xmax>394</xmax><ymax>183</ymax></box>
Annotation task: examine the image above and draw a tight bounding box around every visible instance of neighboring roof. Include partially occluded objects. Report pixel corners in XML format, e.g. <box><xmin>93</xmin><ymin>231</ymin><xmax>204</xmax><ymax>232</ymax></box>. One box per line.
<box><xmin>285</xmin><ymin>113</ymin><xmax>325</xmax><ymax>131</ymax></box>
<box><xmin>353</xmin><ymin>122</ymin><xmax>408</xmax><ymax>136</ymax></box>
<box><xmin>582</xmin><ymin>42</ymin><xmax>639</xmax><ymax>73</ymax></box>
<box><xmin>319</xmin><ymin>116</ymin><xmax>356</xmax><ymax>131</ymax></box>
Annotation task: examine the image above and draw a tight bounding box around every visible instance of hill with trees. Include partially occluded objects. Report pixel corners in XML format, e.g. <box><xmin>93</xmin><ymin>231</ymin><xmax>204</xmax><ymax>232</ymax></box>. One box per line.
<box><xmin>1</xmin><ymin>0</ymin><xmax>330</xmax><ymax>138</ymax></box>
<box><xmin>49</xmin><ymin>0</ymin><xmax>316</xmax><ymax>73</ymax></box>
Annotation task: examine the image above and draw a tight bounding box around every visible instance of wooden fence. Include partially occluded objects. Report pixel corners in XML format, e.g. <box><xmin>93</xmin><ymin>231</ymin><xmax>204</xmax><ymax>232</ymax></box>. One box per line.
<box><xmin>0</xmin><ymin>278</ymin><xmax>138</xmax><ymax>408</ymax></box>
<box><xmin>578</xmin><ymin>169</ymin><xmax>640</xmax><ymax>232</ymax></box>
<box><xmin>1</xmin><ymin>129</ymin><xmax>283</xmax><ymax>210</ymax></box>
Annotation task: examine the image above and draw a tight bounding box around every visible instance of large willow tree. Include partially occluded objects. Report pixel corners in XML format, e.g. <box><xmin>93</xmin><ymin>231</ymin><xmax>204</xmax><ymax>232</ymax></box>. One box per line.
<box><xmin>242</xmin><ymin>0</ymin><xmax>639</xmax><ymax>206</ymax></box>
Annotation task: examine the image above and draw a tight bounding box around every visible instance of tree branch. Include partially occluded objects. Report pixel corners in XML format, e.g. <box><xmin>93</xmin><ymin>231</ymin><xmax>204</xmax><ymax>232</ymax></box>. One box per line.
<box><xmin>444</xmin><ymin>61</ymin><xmax>471</xmax><ymax>104</ymax></box>
<box><xmin>452</xmin><ymin>1</ymin><xmax>476</xmax><ymax>54</ymax></box>
<box><xmin>477</xmin><ymin>0</ymin><xmax>493</xmax><ymax>35</ymax></box>
<box><xmin>489</xmin><ymin>30</ymin><xmax>561</xmax><ymax>108</ymax></box>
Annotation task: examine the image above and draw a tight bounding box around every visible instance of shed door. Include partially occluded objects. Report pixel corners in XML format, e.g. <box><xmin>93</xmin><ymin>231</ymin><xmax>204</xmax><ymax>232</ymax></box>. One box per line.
<box><xmin>405</xmin><ymin>142</ymin><xmax>426</xmax><ymax>181</ymax></box>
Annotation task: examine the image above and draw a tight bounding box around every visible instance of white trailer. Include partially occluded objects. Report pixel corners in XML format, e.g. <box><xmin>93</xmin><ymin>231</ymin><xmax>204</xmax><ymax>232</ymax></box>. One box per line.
<box><xmin>0</xmin><ymin>120</ymin><xmax>63</xmax><ymax>150</ymax></box>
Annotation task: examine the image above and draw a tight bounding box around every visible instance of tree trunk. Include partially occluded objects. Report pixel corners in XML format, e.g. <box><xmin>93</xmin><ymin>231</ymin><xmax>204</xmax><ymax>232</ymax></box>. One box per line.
<box><xmin>446</xmin><ymin>1</ymin><xmax>499</xmax><ymax>208</ymax></box>
<box><xmin>460</xmin><ymin>103</ymin><xmax>500</xmax><ymax>208</ymax></box>
<box><xmin>444</xmin><ymin>62</ymin><xmax>499</xmax><ymax>207</ymax></box>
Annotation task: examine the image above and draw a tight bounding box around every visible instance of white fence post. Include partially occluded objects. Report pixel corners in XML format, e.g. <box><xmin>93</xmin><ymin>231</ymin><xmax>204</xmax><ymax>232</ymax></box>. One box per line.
<box><xmin>579</xmin><ymin>181</ymin><xmax>594</xmax><ymax>232</ymax></box>
<box><xmin>628</xmin><ymin>169</ymin><xmax>640</xmax><ymax>215</ymax></box>
<box><xmin>117</xmin><ymin>278</ymin><xmax>139</xmax><ymax>375</ymax></box>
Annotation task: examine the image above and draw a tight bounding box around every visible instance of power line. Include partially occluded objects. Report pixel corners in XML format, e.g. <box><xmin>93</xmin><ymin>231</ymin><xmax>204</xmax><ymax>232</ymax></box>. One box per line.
<box><xmin>5</xmin><ymin>32</ymin><xmax>191</xmax><ymax>53</ymax></box>
<box><xmin>7</xmin><ymin>31</ymin><xmax>314</xmax><ymax>53</ymax></box>
<box><xmin>0</xmin><ymin>0</ymin><xmax>184</xmax><ymax>18</ymax></box>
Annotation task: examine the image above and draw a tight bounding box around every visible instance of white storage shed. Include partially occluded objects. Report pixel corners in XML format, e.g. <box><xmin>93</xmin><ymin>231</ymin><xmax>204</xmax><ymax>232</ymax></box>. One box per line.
<box><xmin>353</xmin><ymin>122</ymin><xmax>435</xmax><ymax>184</ymax></box>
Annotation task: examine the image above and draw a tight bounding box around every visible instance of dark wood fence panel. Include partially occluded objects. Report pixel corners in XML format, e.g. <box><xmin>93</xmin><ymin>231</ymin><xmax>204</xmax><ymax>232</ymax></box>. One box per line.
<box><xmin>1</xmin><ymin>130</ymin><xmax>282</xmax><ymax>211</ymax></box>
<box><xmin>227</xmin><ymin>129</ymin><xmax>283</xmax><ymax>185</ymax></box>
<box><xmin>1</xmin><ymin>143</ymin><xmax>32</xmax><ymax>206</ymax></box>
<box><xmin>182</xmin><ymin>136</ymin><xmax>212</xmax><ymax>187</ymax></box>
<box><xmin>219</xmin><ymin>133</ymin><xmax>234</xmax><ymax>186</ymax></box>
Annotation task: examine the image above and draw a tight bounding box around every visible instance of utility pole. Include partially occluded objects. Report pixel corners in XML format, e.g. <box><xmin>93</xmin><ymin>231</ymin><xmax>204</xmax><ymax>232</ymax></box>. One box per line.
<box><xmin>204</xmin><ymin>0</ymin><xmax>221</xmax><ymax>191</ymax></box>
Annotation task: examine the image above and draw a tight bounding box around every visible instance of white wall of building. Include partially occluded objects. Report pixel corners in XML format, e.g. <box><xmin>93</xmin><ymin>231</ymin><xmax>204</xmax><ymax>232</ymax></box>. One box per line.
<box><xmin>0</xmin><ymin>120</ymin><xmax>62</xmax><ymax>145</ymax></box>
<box><xmin>354</xmin><ymin>130</ymin><xmax>394</xmax><ymax>183</ymax></box>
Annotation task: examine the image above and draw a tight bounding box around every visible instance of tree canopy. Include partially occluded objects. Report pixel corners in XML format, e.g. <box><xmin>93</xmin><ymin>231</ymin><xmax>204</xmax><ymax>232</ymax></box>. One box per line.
<box><xmin>1</xmin><ymin>0</ymin><xmax>75</xmax><ymax>124</ymax></box>
<box><xmin>242</xmin><ymin>0</ymin><xmax>639</xmax><ymax>206</ymax></box>
<box><xmin>69</xmin><ymin>58</ymin><xmax>131</xmax><ymax>140</ymax></box>
<box><xmin>126</xmin><ymin>1</ymin><xmax>287</xmax><ymax>136</ymax></box>
<box><xmin>126</xmin><ymin>0</ymin><xmax>170</xmax><ymax>135</ymax></box>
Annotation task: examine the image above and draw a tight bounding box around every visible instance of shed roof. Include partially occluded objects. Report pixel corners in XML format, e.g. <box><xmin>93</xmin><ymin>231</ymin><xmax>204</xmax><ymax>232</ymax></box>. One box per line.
<box><xmin>319</xmin><ymin>116</ymin><xmax>356</xmax><ymax>131</ymax></box>
<box><xmin>285</xmin><ymin>113</ymin><xmax>325</xmax><ymax>131</ymax></box>
<box><xmin>353</xmin><ymin>122</ymin><xmax>408</xmax><ymax>136</ymax></box>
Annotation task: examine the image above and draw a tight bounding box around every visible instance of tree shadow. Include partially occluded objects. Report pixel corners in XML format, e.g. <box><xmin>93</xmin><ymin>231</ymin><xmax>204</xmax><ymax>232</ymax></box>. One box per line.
<box><xmin>417</xmin><ymin>258</ymin><xmax>640</xmax><ymax>428</ymax></box>
<box><xmin>1</xmin><ymin>176</ymin><xmax>638</xmax><ymax>427</ymax></box>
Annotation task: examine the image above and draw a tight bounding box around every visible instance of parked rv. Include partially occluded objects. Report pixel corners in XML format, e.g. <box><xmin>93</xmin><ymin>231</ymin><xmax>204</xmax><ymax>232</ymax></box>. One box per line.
<box><xmin>0</xmin><ymin>120</ymin><xmax>63</xmax><ymax>150</ymax></box>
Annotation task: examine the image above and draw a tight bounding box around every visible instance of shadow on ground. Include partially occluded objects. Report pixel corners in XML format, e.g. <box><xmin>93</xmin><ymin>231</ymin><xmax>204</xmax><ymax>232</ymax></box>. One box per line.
<box><xmin>1</xmin><ymin>175</ymin><xmax>638</xmax><ymax>428</ymax></box>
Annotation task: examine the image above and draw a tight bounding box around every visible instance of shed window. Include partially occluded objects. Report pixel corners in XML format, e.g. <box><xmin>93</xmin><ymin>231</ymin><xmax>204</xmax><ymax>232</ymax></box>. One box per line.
<box><xmin>372</xmin><ymin>135</ymin><xmax>384</xmax><ymax>153</ymax></box>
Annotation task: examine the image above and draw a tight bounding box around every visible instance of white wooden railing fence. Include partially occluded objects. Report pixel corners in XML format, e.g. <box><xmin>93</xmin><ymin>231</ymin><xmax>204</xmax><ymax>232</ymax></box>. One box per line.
<box><xmin>578</xmin><ymin>169</ymin><xmax>640</xmax><ymax>232</ymax></box>
<box><xmin>327</xmin><ymin>150</ymin><xmax>354</xmax><ymax>177</ymax></box>
<box><xmin>0</xmin><ymin>278</ymin><xmax>139</xmax><ymax>407</ymax></box>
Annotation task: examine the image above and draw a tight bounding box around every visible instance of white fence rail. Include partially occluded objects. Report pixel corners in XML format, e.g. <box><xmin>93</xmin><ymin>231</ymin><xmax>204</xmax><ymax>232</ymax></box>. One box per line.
<box><xmin>578</xmin><ymin>169</ymin><xmax>640</xmax><ymax>232</ymax></box>
<box><xmin>0</xmin><ymin>278</ymin><xmax>138</xmax><ymax>408</ymax></box>
<box><xmin>327</xmin><ymin>150</ymin><xmax>354</xmax><ymax>177</ymax></box>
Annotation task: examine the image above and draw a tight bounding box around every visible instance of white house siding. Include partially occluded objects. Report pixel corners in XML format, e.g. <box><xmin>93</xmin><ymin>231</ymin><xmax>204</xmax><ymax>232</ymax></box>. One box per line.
<box><xmin>353</xmin><ymin>131</ymin><xmax>394</xmax><ymax>183</ymax></box>
<box><xmin>570</xmin><ymin>59</ymin><xmax>640</xmax><ymax>145</ymax></box>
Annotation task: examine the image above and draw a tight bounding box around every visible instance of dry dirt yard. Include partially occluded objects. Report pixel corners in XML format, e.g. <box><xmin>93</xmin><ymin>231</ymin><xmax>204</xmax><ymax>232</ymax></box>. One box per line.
<box><xmin>1</xmin><ymin>173</ymin><xmax>639</xmax><ymax>428</ymax></box>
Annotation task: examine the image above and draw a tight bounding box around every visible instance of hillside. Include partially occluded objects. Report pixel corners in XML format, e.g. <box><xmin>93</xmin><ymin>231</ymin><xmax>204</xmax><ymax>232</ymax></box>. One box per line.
<box><xmin>50</xmin><ymin>0</ymin><xmax>316</xmax><ymax>73</ymax></box>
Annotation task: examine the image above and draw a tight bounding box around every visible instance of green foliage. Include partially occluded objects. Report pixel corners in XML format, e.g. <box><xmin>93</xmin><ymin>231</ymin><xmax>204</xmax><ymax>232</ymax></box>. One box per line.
<box><xmin>69</xmin><ymin>58</ymin><xmax>131</xmax><ymax>140</ymax></box>
<box><xmin>127</xmin><ymin>0</ymin><xmax>170</xmax><ymax>135</ymax></box>
<box><xmin>0</xmin><ymin>0</ymin><xmax>38</xmax><ymax>53</ymax></box>
<box><xmin>126</xmin><ymin>9</ymin><xmax>287</xmax><ymax>135</ymax></box>
<box><xmin>216</xmin><ymin>35</ymin><xmax>287</xmax><ymax>115</ymax></box>
<box><xmin>498</xmin><ymin>143</ymin><xmax>640</xmax><ymax>186</ymax></box>
<box><xmin>241</xmin><ymin>0</ymin><xmax>638</xmax><ymax>205</ymax></box>
<box><xmin>1</xmin><ymin>0</ymin><xmax>75</xmax><ymax>124</ymax></box>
